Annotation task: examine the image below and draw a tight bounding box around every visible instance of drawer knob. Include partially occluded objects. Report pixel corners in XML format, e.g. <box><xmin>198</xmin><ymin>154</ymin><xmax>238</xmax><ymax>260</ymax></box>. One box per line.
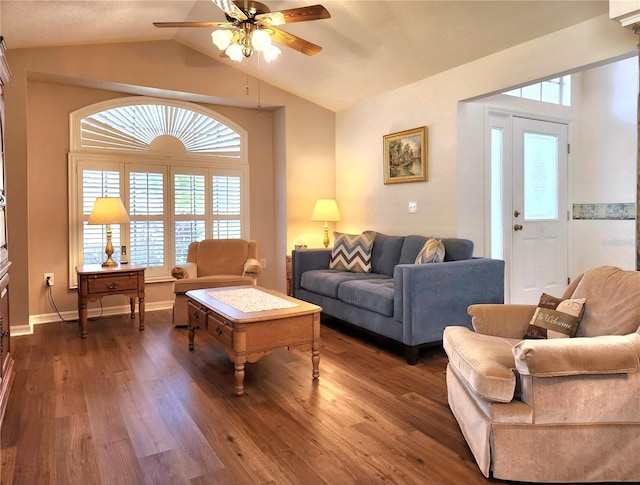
<box><xmin>192</xmin><ymin>312</ymin><xmax>199</xmax><ymax>320</ymax></box>
<box><xmin>215</xmin><ymin>327</ymin><xmax>222</xmax><ymax>336</ymax></box>
<box><xmin>107</xmin><ymin>282</ymin><xmax>119</xmax><ymax>290</ymax></box>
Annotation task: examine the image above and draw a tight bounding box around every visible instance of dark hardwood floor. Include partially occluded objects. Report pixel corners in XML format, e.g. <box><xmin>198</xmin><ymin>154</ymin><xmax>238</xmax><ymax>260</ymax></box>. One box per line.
<box><xmin>1</xmin><ymin>309</ymin><xmax>507</xmax><ymax>485</ymax></box>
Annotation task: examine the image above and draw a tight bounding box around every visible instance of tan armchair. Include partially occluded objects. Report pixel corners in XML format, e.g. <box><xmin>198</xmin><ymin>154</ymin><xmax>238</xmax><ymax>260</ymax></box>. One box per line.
<box><xmin>443</xmin><ymin>266</ymin><xmax>640</xmax><ymax>483</ymax></box>
<box><xmin>171</xmin><ymin>239</ymin><xmax>261</xmax><ymax>326</ymax></box>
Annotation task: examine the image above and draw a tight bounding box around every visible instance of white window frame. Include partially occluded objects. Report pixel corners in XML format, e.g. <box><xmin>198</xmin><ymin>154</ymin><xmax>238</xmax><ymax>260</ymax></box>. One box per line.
<box><xmin>68</xmin><ymin>97</ymin><xmax>249</xmax><ymax>288</ymax></box>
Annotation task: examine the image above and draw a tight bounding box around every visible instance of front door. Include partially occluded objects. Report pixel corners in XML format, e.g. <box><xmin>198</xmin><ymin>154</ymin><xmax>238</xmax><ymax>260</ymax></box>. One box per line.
<box><xmin>510</xmin><ymin>117</ymin><xmax>569</xmax><ymax>303</ymax></box>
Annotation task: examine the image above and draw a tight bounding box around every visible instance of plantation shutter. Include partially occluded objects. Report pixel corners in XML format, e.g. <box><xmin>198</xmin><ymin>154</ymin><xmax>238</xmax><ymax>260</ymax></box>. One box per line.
<box><xmin>174</xmin><ymin>171</ymin><xmax>206</xmax><ymax>264</ymax></box>
<box><xmin>212</xmin><ymin>175</ymin><xmax>241</xmax><ymax>239</ymax></box>
<box><xmin>82</xmin><ymin>168</ymin><xmax>122</xmax><ymax>265</ymax></box>
<box><xmin>128</xmin><ymin>167</ymin><xmax>165</xmax><ymax>268</ymax></box>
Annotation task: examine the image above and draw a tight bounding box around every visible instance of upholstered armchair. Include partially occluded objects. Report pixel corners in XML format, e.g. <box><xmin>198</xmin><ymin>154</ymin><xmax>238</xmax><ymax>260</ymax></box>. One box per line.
<box><xmin>443</xmin><ymin>266</ymin><xmax>640</xmax><ymax>483</ymax></box>
<box><xmin>171</xmin><ymin>239</ymin><xmax>261</xmax><ymax>326</ymax></box>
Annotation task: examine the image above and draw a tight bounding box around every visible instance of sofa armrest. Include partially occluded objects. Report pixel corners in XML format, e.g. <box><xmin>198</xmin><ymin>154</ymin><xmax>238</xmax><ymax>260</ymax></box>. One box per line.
<box><xmin>243</xmin><ymin>258</ymin><xmax>262</xmax><ymax>278</ymax></box>
<box><xmin>171</xmin><ymin>262</ymin><xmax>197</xmax><ymax>279</ymax></box>
<box><xmin>513</xmin><ymin>333</ymin><xmax>640</xmax><ymax>377</ymax></box>
<box><xmin>291</xmin><ymin>248</ymin><xmax>332</xmax><ymax>297</ymax></box>
<box><xmin>468</xmin><ymin>304</ymin><xmax>536</xmax><ymax>338</ymax></box>
<box><xmin>393</xmin><ymin>257</ymin><xmax>505</xmax><ymax>346</ymax></box>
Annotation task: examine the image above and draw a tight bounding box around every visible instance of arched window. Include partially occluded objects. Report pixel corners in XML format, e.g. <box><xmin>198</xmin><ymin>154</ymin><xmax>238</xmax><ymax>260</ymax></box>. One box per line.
<box><xmin>68</xmin><ymin>97</ymin><xmax>249</xmax><ymax>285</ymax></box>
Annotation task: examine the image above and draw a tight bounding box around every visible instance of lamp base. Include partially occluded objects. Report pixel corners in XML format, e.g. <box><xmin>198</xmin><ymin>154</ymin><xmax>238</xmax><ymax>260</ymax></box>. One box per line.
<box><xmin>101</xmin><ymin>259</ymin><xmax>119</xmax><ymax>268</ymax></box>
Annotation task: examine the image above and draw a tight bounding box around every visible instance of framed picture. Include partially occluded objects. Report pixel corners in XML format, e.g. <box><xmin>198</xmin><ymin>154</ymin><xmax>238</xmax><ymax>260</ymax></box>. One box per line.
<box><xmin>383</xmin><ymin>126</ymin><xmax>427</xmax><ymax>184</ymax></box>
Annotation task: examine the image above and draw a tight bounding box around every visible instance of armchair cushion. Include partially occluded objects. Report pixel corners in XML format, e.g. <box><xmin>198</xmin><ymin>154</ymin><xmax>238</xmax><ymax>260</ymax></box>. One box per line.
<box><xmin>513</xmin><ymin>333</ymin><xmax>640</xmax><ymax>377</ymax></box>
<box><xmin>443</xmin><ymin>326</ymin><xmax>521</xmax><ymax>403</ymax></box>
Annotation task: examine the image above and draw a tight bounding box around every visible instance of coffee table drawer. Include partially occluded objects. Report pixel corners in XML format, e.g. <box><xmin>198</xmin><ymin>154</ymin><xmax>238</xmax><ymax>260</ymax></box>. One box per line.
<box><xmin>207</xmin><ymin>314</ymin><xmax>233</xmax><ymax>347</ymax></box>
<box><xmin>188</xmin><ymin>301</ymin><xmax>208</xmax><ymax>328</ymax></box>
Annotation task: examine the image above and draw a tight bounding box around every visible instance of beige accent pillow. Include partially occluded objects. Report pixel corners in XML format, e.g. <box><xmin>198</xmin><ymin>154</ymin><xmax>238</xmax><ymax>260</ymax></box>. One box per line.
<box><xmin>525</xmin><ymin>293</ymin><xmax>586</xmax><ymax>339</ymax></box>
<box><xmin>415</xmin><ymin>237</ymin><xmax>445</xmax><ymax>264</ymax></box>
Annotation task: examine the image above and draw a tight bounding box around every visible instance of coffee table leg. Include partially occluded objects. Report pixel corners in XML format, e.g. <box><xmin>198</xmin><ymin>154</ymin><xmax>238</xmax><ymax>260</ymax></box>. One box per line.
<box><xmin>312</xmin><ymin>312</ymin><xmax>320</xmax><ymax>379</ymax></box>
<box><xmin>188</xmin><ymin>322</ymin><xmax>195</xmax><ymax>350</ymax></box>
<box><xmin>234</xmin><ymin>361</ymin><xmax>245</xmax><ymax>396</ymax></box>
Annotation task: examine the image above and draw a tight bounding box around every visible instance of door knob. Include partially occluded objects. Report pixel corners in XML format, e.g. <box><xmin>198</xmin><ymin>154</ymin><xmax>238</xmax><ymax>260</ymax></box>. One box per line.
<box><xmin>514</xmin><ymin>210</ymin><xmax>521</xmax><ymax>217</ymax></box>
<box><xmin>514</xmin><ymin>224</ymin><xmax>523</xmax><ymax>231</ymax></box>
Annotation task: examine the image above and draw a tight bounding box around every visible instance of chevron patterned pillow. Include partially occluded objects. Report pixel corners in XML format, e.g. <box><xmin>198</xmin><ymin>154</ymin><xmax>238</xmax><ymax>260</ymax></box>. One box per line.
<box><xmin>329</xmin><ymin>231</ymin><xmax>376</xmax><ymax>273</ymax></box>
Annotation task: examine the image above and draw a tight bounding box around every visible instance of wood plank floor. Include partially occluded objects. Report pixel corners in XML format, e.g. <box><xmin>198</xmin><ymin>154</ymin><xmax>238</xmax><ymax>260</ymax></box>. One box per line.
<box><xmin>1</xmin><ymin>309</ymin><xmax>517</xmax><ymax>485</ymax></box>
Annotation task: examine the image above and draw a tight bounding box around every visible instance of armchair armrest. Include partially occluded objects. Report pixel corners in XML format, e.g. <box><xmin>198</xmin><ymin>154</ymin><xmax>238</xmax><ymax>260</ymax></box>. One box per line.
<box><xmin>243</xmin><ymin>258</ymin><xmax>262</xmax><ymax>278</ymax></box>
<box><xmin>171</xmin><ymin>262</ymin><xmax>197</xmax><ymax>279</ymax></box>
<box><xmin>513</xmin><ymin>334</ymin><xmax>640</xmax><ymax>377</ymax></box>
<box><xmin>468</xmin><ymin>304</ymin><xmax>536</xmax><ymax>338</ymax></box>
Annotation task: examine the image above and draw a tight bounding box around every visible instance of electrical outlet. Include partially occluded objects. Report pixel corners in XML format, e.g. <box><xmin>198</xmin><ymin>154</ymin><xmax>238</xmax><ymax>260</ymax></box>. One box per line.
<box><xmin>408</xmin><ymin>201</ymin><xmax>418</xmax><ymax>213</ymax></box>
<box><xmin>44</xmin><ymin>273</ymin><xmax>54</xmax><ymax>287</ymax></box>
<box><xmin>260</xmin><ymin>258</ymin><xmax>267</xmax><ymax>269</ymax></box>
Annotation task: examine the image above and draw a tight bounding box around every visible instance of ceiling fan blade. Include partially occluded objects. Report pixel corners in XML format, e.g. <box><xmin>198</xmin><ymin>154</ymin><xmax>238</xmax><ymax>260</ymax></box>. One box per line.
<box><xmin>269</xmin><ymin>26</ymin><xmax>322</xmax><ymax>56</ymax></box>
<box><xmin>256</xmin><ymin>5</ymin><xmax>330</xmax><ymax>25</ymax></box>
<box><xmin>153</xmin><ymin>21</ymin><xmax>234</xmax><ymax>28</ymax></box>
<box><xmin>211</xmin><ymin>0</ymin><xmax>248</xmax><ymax>21</ymax></box>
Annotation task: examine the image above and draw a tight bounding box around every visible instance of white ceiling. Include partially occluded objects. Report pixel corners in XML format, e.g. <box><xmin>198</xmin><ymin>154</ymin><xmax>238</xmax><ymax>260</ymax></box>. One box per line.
<box><xmin>1</xmin><ymin>0</ymin><xmax>609</xmax><ymax>112</ymax></box>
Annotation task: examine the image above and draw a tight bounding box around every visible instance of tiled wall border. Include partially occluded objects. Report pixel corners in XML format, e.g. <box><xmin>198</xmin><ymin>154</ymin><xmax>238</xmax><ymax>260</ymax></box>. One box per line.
<box><xmin>572</xmin><ymin>203</ymin><xmax>636</xmax><ymax>220</ymax></box>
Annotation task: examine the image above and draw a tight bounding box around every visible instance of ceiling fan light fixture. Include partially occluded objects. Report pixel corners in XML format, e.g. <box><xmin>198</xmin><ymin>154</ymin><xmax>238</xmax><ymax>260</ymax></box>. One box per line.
<box><xmin>251</xmin><ymin>28</ymin><xmax>271</xmax><ymax>51</ymax></box>
<box><xmin>211</xmin><ymin>29</ymin><xmax>233</xmax><ymax>50</ymax></box>
<box><xmin>225</xmin><ymin>42</ymin><xmax>244</xmax><ymax>62</ymax></box>
<box><xmin>263</xmin><ymin>44</ymin><xmax>281</xmax><ymax>63</ymax></box>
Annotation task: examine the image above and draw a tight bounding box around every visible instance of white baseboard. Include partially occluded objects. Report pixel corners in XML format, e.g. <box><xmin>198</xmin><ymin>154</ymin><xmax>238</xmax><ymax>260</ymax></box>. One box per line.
<box><xmin>15</xmin><ymin>300</ymin><xmax>174</xmax><ymax>336</ymax></box>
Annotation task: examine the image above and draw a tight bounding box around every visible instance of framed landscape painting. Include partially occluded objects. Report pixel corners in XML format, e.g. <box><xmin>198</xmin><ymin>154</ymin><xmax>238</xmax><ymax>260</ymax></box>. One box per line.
<box><xmin>383</xmin><ymin>126</ymin><xmax>428</xmax><ymax>184</ymax></box>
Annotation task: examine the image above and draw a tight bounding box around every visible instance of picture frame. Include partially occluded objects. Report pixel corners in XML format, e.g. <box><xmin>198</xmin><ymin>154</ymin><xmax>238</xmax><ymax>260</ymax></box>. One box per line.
<box><xmin>383</xmin><ymin>126</ymin><xmax>428</xmax><ymax>184</ymax></box>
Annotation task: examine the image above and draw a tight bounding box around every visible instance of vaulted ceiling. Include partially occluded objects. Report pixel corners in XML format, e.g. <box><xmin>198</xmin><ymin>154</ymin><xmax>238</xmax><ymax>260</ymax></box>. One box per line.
<box><xmin>1</xmin><ymin>0</ymin><xmax>609</xmax><ymax>112</ymax></box>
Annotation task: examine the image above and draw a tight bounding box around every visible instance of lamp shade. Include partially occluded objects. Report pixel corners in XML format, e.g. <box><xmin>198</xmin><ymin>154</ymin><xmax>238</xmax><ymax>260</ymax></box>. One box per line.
<box><xmin>88</xmin><ymin>197</ymin><xmax>130</xmax><ymax>225</ymax></box>
<box><xmin>311</xmin><ymin>199</ymin><xmax>341</xmax><ymax>222</ymax></box>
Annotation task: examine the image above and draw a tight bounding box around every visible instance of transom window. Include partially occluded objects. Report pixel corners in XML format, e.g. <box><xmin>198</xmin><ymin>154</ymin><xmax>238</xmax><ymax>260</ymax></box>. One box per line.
<box><xmin>68</xmin><ymin>97</ymin><xmax>249</xmax><ymax>286</ymax></box>
<box><xmin>503</xmin><ymin>75</ymin><xmax>571</xmax><ymax>106</ymax></box>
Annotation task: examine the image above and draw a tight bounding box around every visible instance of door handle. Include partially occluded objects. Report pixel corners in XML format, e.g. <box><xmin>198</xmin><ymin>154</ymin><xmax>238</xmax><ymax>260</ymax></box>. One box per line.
<box><xmin>514</xmin><ymin>224</ymin><xmax>523</xmax><ymax>231</ymax></box>
<box><xmin>514</xmin><ymin>210</ymin><xmax>521</xmax><ymax>217</ymax></box>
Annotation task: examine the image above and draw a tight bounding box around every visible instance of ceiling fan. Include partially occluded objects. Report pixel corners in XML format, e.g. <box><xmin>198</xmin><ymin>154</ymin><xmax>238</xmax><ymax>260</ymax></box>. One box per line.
<box><xmin>154</xmin><ymin>0</ymin><xmax>330</xmax><ymax>63</ymax></box>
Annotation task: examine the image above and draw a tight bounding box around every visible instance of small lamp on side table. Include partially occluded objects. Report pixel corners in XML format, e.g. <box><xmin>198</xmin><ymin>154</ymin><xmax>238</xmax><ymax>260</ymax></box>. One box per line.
<box><xmin>311</xmin><ymin>199</ymin><xmax>342</xmax><ymax>248</ymax></box>
<box><xmin>88</xmin><ymin>197</ymin><xmax>130</xmax><ymax>267</ymax></box>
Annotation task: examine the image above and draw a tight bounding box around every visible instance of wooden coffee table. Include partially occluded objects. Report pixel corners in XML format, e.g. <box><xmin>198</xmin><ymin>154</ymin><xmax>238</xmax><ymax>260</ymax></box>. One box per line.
<box><xmin>186</xmin><ymin>286</ymin><xmax>321</xmax><ymax>396</ymax></box>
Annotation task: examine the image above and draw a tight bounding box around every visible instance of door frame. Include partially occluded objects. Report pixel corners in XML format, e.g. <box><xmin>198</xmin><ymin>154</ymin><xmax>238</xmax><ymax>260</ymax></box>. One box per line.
<box><xmin>486</xmin><ymin>108</ymin><xmax>574</xmax><ymax>303</ymax></box>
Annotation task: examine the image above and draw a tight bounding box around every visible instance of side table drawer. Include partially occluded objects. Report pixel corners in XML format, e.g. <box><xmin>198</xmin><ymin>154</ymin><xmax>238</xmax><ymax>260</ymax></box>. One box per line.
<box><xmin>188</xmin><ymin>301</ymin><xmax>208</xmax><ymax>328</ymax></box>
<box><xmin>86</xmin><ymin>274</ymin><xmax>139</xmax><ymax>294</ymax></box>
<box><xmin>207</xmin><ymin>314</ymin><xmax>233</xmax><ymax>347</ymax></box>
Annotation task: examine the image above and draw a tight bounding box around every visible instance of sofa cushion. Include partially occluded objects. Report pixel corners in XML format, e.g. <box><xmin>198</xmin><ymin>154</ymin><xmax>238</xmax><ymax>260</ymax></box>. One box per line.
<box><xmin>300</xmin><ymin>269</ymin><xmax>384</xmax><ymax>299</ymax></box>
<box><xmin>415</xmin><ymin>237</ymin><xmax>445</xmax><ymax>264</ymax></box>
<box><xmin>525</xmin><ymin>293</ymin><xmax>586</xmax><ymax>339</ymax></box>
<box><xmin>443</xmin><ymin>326</ymin><xmax>520</xmax><ymax>403</ymax></box>
<box><xmin>337</xmin><ymin>278</ymin><xmax>394</xmax><ymax>317</ymax></box>
<box><xmin>329</xmin><ymin>231</ymin><xmax>376</xmax><ymax>273</ymax></box>
<box><xmin>174</xmin><ymin>275</ymin><xmax>255</xmax><ymax>294</ymax></box>
<box><xmin>570</xmin><ymin>266</ymin><xmax>640</xmax><ymax>337</ymax></box>
<box><xmin>399</xmin><ymin>235</ymin><xmax>429</xmax><ymax>264</ymax></box>
<box><xmin>440</xmin><ymin>238</ymin><xmax>474</xmax><ymax>261</ymax></box>
<box><xmin>370</xmin><ymin>233</ymin><xmax>405</xmax><ymax>276</ymax></box>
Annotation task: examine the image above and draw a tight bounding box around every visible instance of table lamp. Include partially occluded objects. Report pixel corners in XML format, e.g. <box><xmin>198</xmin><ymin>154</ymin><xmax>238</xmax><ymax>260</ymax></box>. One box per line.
<box><xmin>311</xmin><ymin>199</ymin><xmax>342</xmax><ymax>248</ymax></box>
<box><xmin>88</xmin><ymin>197</ymin><xmax>130</xmax><ymax>267</ymax></box>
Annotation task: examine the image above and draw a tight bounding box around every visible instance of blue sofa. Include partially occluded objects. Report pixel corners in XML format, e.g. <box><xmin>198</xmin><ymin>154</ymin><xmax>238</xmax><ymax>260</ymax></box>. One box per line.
<box><xmin>291</xmin><ymin>233</ymin><xmax>505</xmax><ymax>364</ymax></box>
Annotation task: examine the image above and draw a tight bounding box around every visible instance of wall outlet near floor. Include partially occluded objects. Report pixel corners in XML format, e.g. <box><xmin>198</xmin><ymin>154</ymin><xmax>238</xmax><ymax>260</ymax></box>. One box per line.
<box><xmin>44</xmin><ymin>273</ymin><xmax>54</xmax><ymax>287</ymax></box>
<box><xmin>260</xmin><ymin>258</ymin><xmax>267</xmax><ymax>269</ymax></box>
<box><xmin>408</xmin><ymin>201</ymin><xmax>418</xmax><ymax>213</ymax></box>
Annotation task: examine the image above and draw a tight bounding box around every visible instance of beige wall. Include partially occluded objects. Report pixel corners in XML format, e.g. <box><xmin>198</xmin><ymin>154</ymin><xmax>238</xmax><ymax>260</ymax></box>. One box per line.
<box><xmin>335</xmin><ymin>15</ymin><xmax>637</xmax><ymax>247</ymax></box>
<box><xmin>5</xmin><ymin>40</ymin><xmax>336</xmax><ymax>329</ymax></box>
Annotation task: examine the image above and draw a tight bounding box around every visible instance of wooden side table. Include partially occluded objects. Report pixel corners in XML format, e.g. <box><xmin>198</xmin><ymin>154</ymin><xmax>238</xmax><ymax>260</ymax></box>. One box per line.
<box><xmin>76</xmin><ymin>264</ymin><xmax>145</xmax><ymax>338</ymax></box>
<box><xmin>285</xmin><ymin>255</ymin><xmax>292</xmax><ymax>296</ymax></box>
